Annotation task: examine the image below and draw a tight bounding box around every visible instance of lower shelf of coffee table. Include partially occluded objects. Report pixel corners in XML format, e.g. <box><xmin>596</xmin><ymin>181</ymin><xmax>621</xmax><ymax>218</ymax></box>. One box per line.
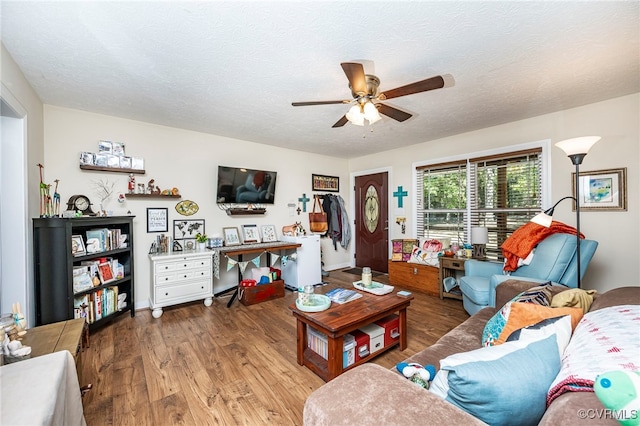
<box><xmin>303</xmin><ymin>341</ymin><xmax>399</xmax><ymax>382</ymax></box>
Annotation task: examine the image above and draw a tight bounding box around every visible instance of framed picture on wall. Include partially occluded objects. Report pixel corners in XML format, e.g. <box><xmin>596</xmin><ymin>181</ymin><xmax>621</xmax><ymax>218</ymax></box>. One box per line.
<box><xmin>312</xmin><ymin>174</ymin><xmax>339</xmax><ymax>192</ymax></box>
<box><xmin>147</xmin><ymin>208</ymin><xmax>168</xmax><ymax>233</ymax></box>
<box><xmin>173</xmin><ymin>219</ymin><xmax>205</xmax><ymax>240</ymax></box>
<box><xmin>572</xmin><ymin>167</ymin><xmax>627</xmax><ymax>211</ymax></box>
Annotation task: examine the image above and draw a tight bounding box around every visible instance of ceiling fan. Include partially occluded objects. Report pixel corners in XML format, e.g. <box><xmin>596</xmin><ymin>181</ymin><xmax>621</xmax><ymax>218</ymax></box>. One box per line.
<box><xmin>292</xmin><ymin>62</ymin><xmax>446</xmax><ymax>128</ymax></box>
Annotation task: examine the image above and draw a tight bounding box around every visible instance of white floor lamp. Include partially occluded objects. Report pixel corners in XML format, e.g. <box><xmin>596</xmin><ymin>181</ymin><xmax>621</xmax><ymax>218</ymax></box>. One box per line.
<box><xmin>531</xmin><ymin>136</ymin><xmax>600</xmax><ymax>288</ymax></box>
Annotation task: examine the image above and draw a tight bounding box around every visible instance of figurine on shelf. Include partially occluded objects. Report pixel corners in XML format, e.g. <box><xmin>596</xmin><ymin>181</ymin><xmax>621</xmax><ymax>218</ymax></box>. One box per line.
<box><xmin>128</xmin><ymin>173</ymin><xmax>135</xmax><ymax>194</ymax></box>
<box><xmin>137</xmin><ymin>183</ymin><xmax>145</xmax><ymax>194</ymax></box>
<box><xmin>53</xmin><ymin>179</ymin><xmax>61</xmax><ymax>217</ymax></box>
<box><xmin>147</xmin><ymin>179</ymin><xmax>161</xmax><ymax>195</ymax></box>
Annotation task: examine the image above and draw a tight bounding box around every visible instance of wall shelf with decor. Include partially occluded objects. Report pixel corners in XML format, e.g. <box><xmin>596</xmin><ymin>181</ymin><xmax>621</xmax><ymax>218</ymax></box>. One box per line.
<box><xmin>80</xmin><ymin>165</ymin><xmax>146</xmax><ymax>175</ymax></box>
<box><xmin>225</xmin><ymin>207</ymin><xmax>267</xmax><ymax>216</ymax></box>
<box><xmin>125</xmin><ymin>194</ymin><xmax>181</xmax><ymax>199</ymax></box>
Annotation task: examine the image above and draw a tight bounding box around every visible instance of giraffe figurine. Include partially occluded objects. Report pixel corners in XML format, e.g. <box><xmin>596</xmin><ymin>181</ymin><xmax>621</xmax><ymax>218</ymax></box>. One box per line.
<box><xmin>53</xmin><ymin>179</ymin><xmax>61</xmax><ymax>217</ymax></box>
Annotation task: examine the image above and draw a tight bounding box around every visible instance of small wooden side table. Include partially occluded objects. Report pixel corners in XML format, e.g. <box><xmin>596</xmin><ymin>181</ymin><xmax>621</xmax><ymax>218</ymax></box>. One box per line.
<box><xmin>439</xmin><ymin>256</ymin><xmax>465</xmax><ymax>300</ymax></box>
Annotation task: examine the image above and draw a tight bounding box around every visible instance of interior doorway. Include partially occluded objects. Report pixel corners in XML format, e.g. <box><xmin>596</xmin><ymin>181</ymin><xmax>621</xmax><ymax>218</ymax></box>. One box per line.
<box><xmin>354</xmin><ymin>172</ymin><xmax>389</xmax><ymax>273</ymax></box>
<box><xmin>0</xmin><ymin>95</ymin><xmax>29</xmax><ymax>320</ymax></box>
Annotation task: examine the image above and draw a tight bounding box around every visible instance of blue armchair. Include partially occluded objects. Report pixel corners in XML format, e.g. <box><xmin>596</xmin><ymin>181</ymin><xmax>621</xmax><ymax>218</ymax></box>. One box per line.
<box><xmin>458</xmin><ymin>233</ymin><xmax>598</xmax><ymax>315</ymax></box>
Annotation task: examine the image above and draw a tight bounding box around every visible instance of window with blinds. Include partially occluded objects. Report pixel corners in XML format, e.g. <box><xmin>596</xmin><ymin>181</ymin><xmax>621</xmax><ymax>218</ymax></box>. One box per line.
<box><xmin>416</xmin><ymin>148</ymin><xmax>542</xmax><ymax>260</ymax></box>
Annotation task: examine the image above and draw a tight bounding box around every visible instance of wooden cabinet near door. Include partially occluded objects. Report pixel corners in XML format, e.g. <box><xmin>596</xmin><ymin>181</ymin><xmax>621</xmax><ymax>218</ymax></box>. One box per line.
<box><xmin>387</xmin><ymin>260</ymin><xmax>439</xmax><ymax>297</ymax></box>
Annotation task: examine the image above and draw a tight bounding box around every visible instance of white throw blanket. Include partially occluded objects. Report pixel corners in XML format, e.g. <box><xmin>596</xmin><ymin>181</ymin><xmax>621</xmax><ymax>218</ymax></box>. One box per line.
<box><xmin>547</xmin><ymin>305</ymin><xmax>640</xmax><ymax>406</ymax></box>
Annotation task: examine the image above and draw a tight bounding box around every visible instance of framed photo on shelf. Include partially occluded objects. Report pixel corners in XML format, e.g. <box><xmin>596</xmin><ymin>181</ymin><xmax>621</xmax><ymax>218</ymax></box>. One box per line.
<box><xmin>223</xmin><ymin>227</ymin><xmax>241</xmax><ymax>246</ymax></box>
<box><xmin>572</xmin><ymin>167</ymin><xmax>627</xmax><ymax>211</ymax></box>
<box><xmin>261</xmin><ymin>225</ymin><xmax>278</xmax><ymax>242</ymax></box>
<box><xmin>173</xmin><ymin>219</ymin><xmax>205</xmax><ymax>240</ymax></box>
<box><xmin>242</xmin><ymin>224</ymin><xmax>260</xmax><ymax>243</ymax></box>
<box><xmin>182</xmin><ymin>239</ymin><xmax>196</xmax><ymax>251</ymax></box>
<box><xmin>98</xmin><ymin>262</ymin><xmax>116</xmax><ymax>284</ymax></box>
<box><xmin>71</xmin><ymin>235</ymin><xmax>86</xmax><ymax>257</ymax></box>
<box><xmin>147</xmin><ymin>207</ymin><xmax>168</xmax><ymax>233</ymax></box>
<box><xmin>312</xmin><ymin>174</ymin><xmax>339</xmax><ymax>192</ymax></box>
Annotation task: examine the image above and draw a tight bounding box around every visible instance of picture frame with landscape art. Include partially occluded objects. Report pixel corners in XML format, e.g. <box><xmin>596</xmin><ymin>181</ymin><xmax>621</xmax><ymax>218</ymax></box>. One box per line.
<box><xmin>572</xmin><ymin>167</ymin><xmax>627</xmax><ymax>211</ymax></box>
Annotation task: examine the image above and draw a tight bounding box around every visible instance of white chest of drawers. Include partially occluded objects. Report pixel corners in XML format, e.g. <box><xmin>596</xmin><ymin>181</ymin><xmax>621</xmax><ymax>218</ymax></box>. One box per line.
<box><xmin>148</xmin><ymin>251</ymin><xmax>213</xmax><ymax>318</ymax></box>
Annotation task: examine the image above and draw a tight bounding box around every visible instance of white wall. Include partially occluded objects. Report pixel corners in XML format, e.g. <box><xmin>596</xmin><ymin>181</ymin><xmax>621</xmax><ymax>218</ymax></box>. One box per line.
<box><xmin>0</xmin><ymin>43</ymin><xmax>44</xmax><ymax>325</ymax></box>
<box><xmin>43</xmin><ymin>106</ymin><xmax>351</xmax><ymax>309</ymax></box>
<box><xmin>349</xmin><ymin>94</ymin><xmax>640</xmax><ymax>294</ymax></box>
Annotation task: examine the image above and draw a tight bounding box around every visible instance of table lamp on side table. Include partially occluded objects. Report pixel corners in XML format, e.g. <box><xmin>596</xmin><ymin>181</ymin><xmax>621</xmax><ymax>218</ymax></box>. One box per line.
<box><xmin>471</xmin><ymin>226</ymin><xmax>488</xmax><ymax>259</ymax></box>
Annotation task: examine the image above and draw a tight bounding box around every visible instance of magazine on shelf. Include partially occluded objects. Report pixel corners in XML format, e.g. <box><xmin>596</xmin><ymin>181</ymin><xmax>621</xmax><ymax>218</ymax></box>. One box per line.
<box><xmin>325</xmin><ymin>288</ymin><xmax>362</xmax><ymax>304</ymax></box>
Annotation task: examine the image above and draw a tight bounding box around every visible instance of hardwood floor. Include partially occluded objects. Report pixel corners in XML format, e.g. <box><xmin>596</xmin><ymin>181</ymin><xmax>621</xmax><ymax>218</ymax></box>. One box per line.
<box><xmin>80</xmin><ymin>268</ymin><xmax>469</xmax><ymax>425</ymax></box>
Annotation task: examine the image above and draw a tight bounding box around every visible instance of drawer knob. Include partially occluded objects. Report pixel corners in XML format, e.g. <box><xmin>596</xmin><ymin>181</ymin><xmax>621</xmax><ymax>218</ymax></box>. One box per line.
<box><xmin>165</xmin><ymin>278</ymin><xmax>168</xmax><ymax>281</ymax></box>
<box><xmin>200</xmin><ymin>272</ymin><xmax>204</xmax><ymax>275</ymax></box>
<box><xmin>165</xmin><ymin>292</ymin><xmax>169</xmax><ymax>296</ymax></box>
<box><xmin>452</xmin><ymin>262</ymin><xmax>461</xmax><ymax>267</ymax></box>
<box><xmin>183</xmin><ymin>264</ymin><xmax>187</xmax><ymax>267</ymax></box>
<box><xmin>164</xmin><ymin>266</ymin><xmax>168</xmax><ymax>270</ymax></box>
<box><xmin>184</xmin><ymin>275</ymin><xmax>187</xmax><ymax>278</ymax></box>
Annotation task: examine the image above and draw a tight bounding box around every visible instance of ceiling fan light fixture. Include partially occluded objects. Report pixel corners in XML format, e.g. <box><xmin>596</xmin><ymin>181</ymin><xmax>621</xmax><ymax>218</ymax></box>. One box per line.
<box><xmin>346</xmin><ymin>104</ymin><xmax>364</xmax><ymax>126</ymax></box>
<box><xmin>363</xmin><ymin>101</ymin><xmax>382</xmax><ymax>124</ymax></box>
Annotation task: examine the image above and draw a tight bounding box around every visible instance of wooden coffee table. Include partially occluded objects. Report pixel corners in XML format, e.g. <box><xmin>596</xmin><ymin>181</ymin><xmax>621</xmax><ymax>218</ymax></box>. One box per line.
<box><xmin>289</xmin><ymin>290</ymin><xmax>413</xmax><ymax>381</ymax></box>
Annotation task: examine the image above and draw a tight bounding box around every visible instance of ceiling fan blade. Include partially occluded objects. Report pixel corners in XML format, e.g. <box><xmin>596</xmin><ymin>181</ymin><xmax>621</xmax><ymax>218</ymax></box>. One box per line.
<box><xmin>292</xmin><ymin>100</ymin><xmax>348</xmax><ymax>106</ymax></box>
<box><xmin>377</xmin><ymin>103</ymin><xmax>412</xmax><ymax>122</ymax></box>
<box><xmin>379</xmin><ymin>75</ymin><xmax>445</xmax><ymax>100</ymax></box>
<box><xmin>341</xmin><ymin>62</ymin><xmax>367</xmax><ymax>95</ymax></box>
<box><xmin>332</xmin><ymin>115</ymin><xmax>349</xmax><ymax>128</ymax></box>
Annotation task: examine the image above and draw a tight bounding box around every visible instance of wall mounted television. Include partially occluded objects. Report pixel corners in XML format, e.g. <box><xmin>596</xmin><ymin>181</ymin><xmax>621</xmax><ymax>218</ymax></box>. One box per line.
<box><xmin>216</xmin><ymin>166</ymin><xmax>277</xmax><ymax>204</ymax></box>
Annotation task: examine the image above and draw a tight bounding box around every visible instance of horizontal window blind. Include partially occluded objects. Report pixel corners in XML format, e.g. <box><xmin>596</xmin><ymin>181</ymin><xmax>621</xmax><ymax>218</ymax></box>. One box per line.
<box><xmin>416</xmin><ymin>148</ymin><xmax>542</xmax><ymax>260</ymax></box>
<box><xmin>416</xmin><ymin>161</ymin><xmax>467</xmax><ymax>245</ymax></box>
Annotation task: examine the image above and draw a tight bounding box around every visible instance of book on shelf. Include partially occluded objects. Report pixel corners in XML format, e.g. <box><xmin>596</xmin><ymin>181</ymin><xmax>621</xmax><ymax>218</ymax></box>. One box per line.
<box><xmin>325</xmin><ymin>288</ymin><xmax>362</xmax><ymax>304</ymax></box>
<box><xmin>98</xmin><ymin>261</ymin><xmax>116</xmax><ymax>284</ymax></box>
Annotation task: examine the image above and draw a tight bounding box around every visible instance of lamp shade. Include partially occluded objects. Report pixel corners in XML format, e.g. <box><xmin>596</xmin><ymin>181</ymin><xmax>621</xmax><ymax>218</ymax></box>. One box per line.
<box><xmin>555</xmin><ymin>136</ymin><xmax>600</xmax><ymax>156</ymax></box>
<box><xmin>363</xmin><ymin>101</ymin><xmax>382</xmax><ymax>124</ymax></box>
<box><xmin>530</xmin><ymin>212</ymin><xmax>553</xmax><ymax>227</ymax></box>
<box><xmin>471</xmin><ymin>227</ymin><xmax>488</xmax><ymax>244</ymax></box>
<box><xmin>346</xmin><ymin>104</ymin><xmax>364</xmax><ymax>126</ymax></box>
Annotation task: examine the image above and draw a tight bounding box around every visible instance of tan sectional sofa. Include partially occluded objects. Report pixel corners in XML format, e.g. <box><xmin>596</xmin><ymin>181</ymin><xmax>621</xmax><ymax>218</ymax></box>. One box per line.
<box><xmin>303</xmin><ymin>279</ymin><xmax>640</xmax><ymax>425</ymax></box>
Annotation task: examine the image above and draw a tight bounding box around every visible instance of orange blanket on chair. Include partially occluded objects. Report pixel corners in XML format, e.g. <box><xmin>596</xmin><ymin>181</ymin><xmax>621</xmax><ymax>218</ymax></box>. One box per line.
<box><xmin>501</xmin><ymin>221</ymin><xmax>584</xmax><ymax>272</ymax></box>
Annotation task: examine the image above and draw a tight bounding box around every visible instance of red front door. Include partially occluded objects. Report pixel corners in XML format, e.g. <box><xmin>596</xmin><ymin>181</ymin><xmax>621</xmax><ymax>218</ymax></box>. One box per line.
<box><xmin>355</xmin><ymin>172</ymin><xmax>388</xmax><ymax>273</ymax></box>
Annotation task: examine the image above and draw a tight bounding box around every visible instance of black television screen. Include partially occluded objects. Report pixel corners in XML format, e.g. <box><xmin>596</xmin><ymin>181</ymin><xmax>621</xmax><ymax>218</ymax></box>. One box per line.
<box><xmin>216</xmin><ymin>166</ymin><xmax>277</xmax><ymax>204</ymax></box>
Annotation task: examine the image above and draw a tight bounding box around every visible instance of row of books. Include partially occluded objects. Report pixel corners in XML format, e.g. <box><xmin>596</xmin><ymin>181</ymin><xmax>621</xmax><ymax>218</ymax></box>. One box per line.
<box><xmin>74</xmin><ymin>287</ymin><xmax>127</xmax><ymax>324</ymax></box>
<box><xmin>73</xmin><ymin>258</ymin><xmax>124</xmax><ymax>293</ymax></box>
<box><xmin>84</xmin><ymin>228</ymin><xmax>128</xmax><ymax>254</ymax></box>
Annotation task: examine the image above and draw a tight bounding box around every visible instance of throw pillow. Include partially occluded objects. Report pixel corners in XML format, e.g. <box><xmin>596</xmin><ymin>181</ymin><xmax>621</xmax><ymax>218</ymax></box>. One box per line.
<box><xmin>481</xmin><ymin>282</ymin><xmax>554</xmax><ymax>347</ymax></box>
<box><xmin>407</xmin><ymin>245</ymin><xmax>439</xmax><ymax>267</ymax></box>
<box><xmin>495</xmin><ymin>303</ymin><xmax>583</xmax><ymax>346</ymax></box>
<box><xmin>430</xmin><ymin>334</ymin><xmax>561</xmax><ymax>426</ymax></box>
<box><xmin>506</xmin><ymin>315</ymin><xmax>573</xmax><ymax>358</ymax></box>
<box><xmin>551</xmin><ymin>288</ymin><xmax>598</xmax><ymax>314</ymax></box>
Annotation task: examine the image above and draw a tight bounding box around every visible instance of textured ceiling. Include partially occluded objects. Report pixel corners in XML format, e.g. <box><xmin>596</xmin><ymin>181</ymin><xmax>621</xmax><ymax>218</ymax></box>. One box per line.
<box><xmin>1</xmin><ymin>1</ymin><xmax>638</xmax><ymax>159</ymax></box>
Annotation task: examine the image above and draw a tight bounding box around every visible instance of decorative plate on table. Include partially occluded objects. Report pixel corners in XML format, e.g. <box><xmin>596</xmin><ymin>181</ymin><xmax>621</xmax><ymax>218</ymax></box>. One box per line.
<box><xmin>353</xmin><ymin>281</ymin><xmax>394</xmax><ymax>295</ymax></box>
<box><xmin>295</xmin><ymin>294</ymin><xmax>331</xmax><ymax>312</ymax></box>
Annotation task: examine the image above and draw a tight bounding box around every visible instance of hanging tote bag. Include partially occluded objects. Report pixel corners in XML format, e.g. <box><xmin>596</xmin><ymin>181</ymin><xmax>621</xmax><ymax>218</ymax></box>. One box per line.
<box><xmin>309</xmin><ymin>195</ymin><xmax>328</xmax><ymax>233</ymax></box>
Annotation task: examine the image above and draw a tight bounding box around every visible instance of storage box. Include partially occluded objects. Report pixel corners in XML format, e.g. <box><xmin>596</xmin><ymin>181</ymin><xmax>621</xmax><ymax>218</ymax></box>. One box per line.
<box><xmin>350</xmin><ymin>329</ymin><xmax>370</xmax><ymax>361</ymax></box>
<box><xmin>307</xmin><ymin>327</ymin><xmax>357</xmax><ymax>368</ymax></box>
<box><xmin>239</xmin><ymin>279</ymin><xmax>284</xmax><ymax>306</ymax></box>
<box><xmin>343</xmin><ymin>334</ymin><xmax>355</xmax><ymax>368</ymax></box>
<box><xmin>391</xmin><ymin>239</ymin><xmax>418</xmax><ymax>261</ymax></box>
<box><xmin>374</xmin><ymin>314</ymin><xmax>400</xmax><ymax>347</ymax></box>
<box><xmin>359</xmin><ymin>323</ymin><xmax>385</xmax><ymax>354</ymax></box>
